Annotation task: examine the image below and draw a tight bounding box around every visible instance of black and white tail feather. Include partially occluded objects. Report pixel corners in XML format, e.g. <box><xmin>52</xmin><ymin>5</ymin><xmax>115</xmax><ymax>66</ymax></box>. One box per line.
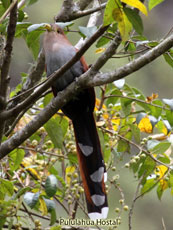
<box><xmin>72</xmin><ymin>107</ymin><xmax>108</xmax><ymax>220</ymax></box>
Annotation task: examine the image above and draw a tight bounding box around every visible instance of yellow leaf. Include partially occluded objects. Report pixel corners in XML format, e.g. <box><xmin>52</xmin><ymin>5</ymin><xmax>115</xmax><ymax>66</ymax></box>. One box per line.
<box><xmin>121</xmin><ymin>0</ymin><xmax>148</xmax><ymax>16</ymax></box>
<box><xmin>39</xmin><ymin>198</ymin><xmax>48</xmax><ymax>216</ymax></box>
<box><xmin>112</xmin><ymin>8</ymin><xmax>132</xmax><ymax>41</ymax></box>
<box><xmin>22</xmin><ymin>157</ymin><xmax>40</xmax><ymax>179</ymax></box>
<box><xmin>103</xmin><ymin>0</ymin><xmax>121</xmax><ymax>26</ymax></box>
<box><xmin>27</xmin><ymin>168</ymin><xmax>40</xmax><ymax>179</ymax></box>
<box><xmin>103</xmin><ymin>113</ymin><xmax>109</xmax><ymax>120</ymax></box>
<box><xmin>138</xmin><ymin>116</ymin><xmax>153</xmax><ymax>133</ymax></box>
<box><xmin>95</xmin><ymin>48</ymin><xmax>106</xmax><ymax>54</ymax></box>
<box><xmin>65</xmin><ymin>166</ymin><xmax>75</xmax><ymax>184</ymax></box>
<box><xmin>95</xmin><ymin>98</ymin><xmax>107</xmax><ymax>111</ymax></box>
<box><xmin>155</xmin><ymin>165</ymin><xmax>168</xmax><ymax>190</ymax></box>
<box><xmin>112</xmin><ymin>117</ymin><xmax>121</xmax><ymax>131</ymax></box>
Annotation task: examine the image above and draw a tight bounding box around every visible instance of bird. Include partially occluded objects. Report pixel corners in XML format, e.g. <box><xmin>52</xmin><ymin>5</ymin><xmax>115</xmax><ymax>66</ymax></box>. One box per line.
<box><xmin>43</xmin><ymin>23</ymin><xmax>108</xmax><ymax>220</ymax></box>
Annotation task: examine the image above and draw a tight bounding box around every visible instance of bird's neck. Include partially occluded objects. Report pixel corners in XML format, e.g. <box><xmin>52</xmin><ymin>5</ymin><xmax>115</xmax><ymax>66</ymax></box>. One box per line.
<box><xmin>43</xmin><ymin>32</ymin><xmax>71</xmax><ymax>55</ymax></box>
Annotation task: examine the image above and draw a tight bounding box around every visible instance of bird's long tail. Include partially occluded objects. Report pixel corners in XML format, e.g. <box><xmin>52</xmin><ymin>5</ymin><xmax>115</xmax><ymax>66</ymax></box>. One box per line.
<box><xmin>72</xmin><ymin>111</ymin><xmax>108</xmax><ymax>220</ymax></box>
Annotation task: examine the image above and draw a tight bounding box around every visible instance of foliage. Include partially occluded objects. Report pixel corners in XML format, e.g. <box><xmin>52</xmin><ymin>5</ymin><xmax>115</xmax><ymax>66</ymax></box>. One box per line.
<box><xmin>0</xmin><ymin>0</ymin><xmax>173</xmax><ymax>229</ymax></box>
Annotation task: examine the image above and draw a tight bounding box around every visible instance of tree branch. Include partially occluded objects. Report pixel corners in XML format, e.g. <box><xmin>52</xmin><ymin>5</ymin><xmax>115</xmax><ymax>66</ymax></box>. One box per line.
<box><xmin>128</xmin><ymin>175</ymin><xmax>144</xmax><ymax>230</ymax></box>
<box><xmin>55</xmin><ymin>0</ymin><xmax>105</xmax><ymax>22</ymax></box>
<box><xmin>77</xmin><ymin>0</ymin><xmax>93</xmax><ymax>11</ymax></box>
<box><xmin>0</xmin><ymin>1</ymin><xmax>17</xmax><ymax>144</ymax></box>
<box><xmin>89</xmin><ymin>33</ymin><xmax>173</xmax><ymax>87</ymax></box>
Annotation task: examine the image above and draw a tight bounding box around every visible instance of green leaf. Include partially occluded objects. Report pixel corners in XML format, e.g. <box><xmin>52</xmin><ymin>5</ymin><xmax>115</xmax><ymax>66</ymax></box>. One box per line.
<box><xmin>96</xmin><ymin>36</ymin><xmax>111</xmax><ymax>48</ymax></box>
<box><xmin>24</xmin><ymin>192</ymin><xmax>39</xmax><ymax>208</ymax></box>
<box><xmin>44</xmin><ymin>117</ymin><xmax>64</xmax><ymax>148</ymax></box>
<box><xmin>0</xmin><ymin>218</ymin><xmax>6</xmax><ymax>230</ymax></box>
<box><xmin>103</xmin><ymin>0</ymin><xmax>119</xmax><ymax>26</ymax></box>
<box><xmin>0</xmin><ymin>4</ymin><xmax>6</xmax><ymax>18</ymax></box>
<box><xmin>50</xmin><ymin>226</ymin><xmax>62</xmax><ymax>230</ymax></box>
<box><xmin>163</xmin><ymin>53</ymin><xmax>173</xmax><ymax>68</ymax></box>
<box><xmin>2</xmin><ymin>0</ymin><xmax>10</xmax><ymax>9</ymax></box>
<box><xmin>0</xmin><ymin>18</ymin><xmax>8</xmax><ymax>34</ymax></box>
<box><xmin>17</xmin><ymin>10</ymin><xmax>25</xmax><ymax>22</ymax></box>
<box><xmin>124</xmin><ymin>8</ymin><xmax>143</xmax><ymax>35</ymax></box>
<box><xmin>105</xmin><ymin>89</ymin><xmax>122</xmax><ymax>106</ymax></box>
<box><xmin>43</xmin><ymin>198</ymin><xmax>56</xmax><ymax>212</ymax></box>
<box><xmin>104</xmin><ymin>0</ymin><xmax>132</xmax><ymax>41</ymax></box>
<box><xmin>104</xmin><ymin>148</ymin><xmax>111</xmax><ymax>163</ymax></box>
<box><xmin>131</xmin><ymin>156</ymin><xmax>145</xmax><ymax>173</ymax></box>
<box><xmin>130</xmin><ymin>124</ymin><xmax>141</xmax><ymax>144</ymax></box>
<box><xmin>9</xmin><ymin>149</ymin><xmax>25</xmax><ymax>171</ymax></box>
<box><xmin>141</xmin><ymin>178</ymin><xmax>156</xmax><ymax>194</ymax></box>
<box><xmin>26</xmin><ymin>30</ymin><xmax>43</xmax><ymax>59</ymax></box>
<box><xmin>13</xmin><ymin>187</ymin><xmax>31</xmax><ymax>200</ymax></box>
<box><xmin>166</xmin><ymin>110</ymin><xmax>173</xmax><ymax>126</ymax></box>
<box><xmin>147</xmin><ymin>139</ymin><xmax>160</xmax><ymax>150</ymax></box>
<box><xmin>120</xmin><ymin>98</ymin><xmax>132</xmax><ymax>116</ymax></box>
<box><xmin>147</xmin><ymin>140</ymin><xmax>171</xmax><ymax>155</ymax></box>
<box><xmin>68</xmin><ymin>153</ymin><xmax>78</xmax><ymax>164</ymax></box>
<box><xmin>43</xmin><ymin>93</ymin><xmax>53</xmax><ymax>107</ymax></box>
<box><xmin>78</xmin><ymin>26</ymin><xmax>97</xmax><ymax>38</ymax></box>
<box><xmin>50</xmin><ymin>209</ymin><xmax>57</xmax><ymax>226</ymax></box>
<box><xmin>149</xmin><ymin>99</ymin><xmax>163</xmax><ymax>118</ymax></box>
<box><xmin>0</xmin><ymin>179</ymin><xmax>14</xmax><ymax>196</ymax></box>
<box><xmin>157</xmin><ymin>183</ymin><xmax>163</xmax><ymax>200</ymax></box>
<box><xmin>125</xmin><ymin>42</ymin><xmax>136</xmax><ymax>59</ymax></box>
<box><xmin>169</xmin><ymin>173</ymin><xmax>173</xmax><ymax>187</ymax></box>
<box><xmin>117</xmin><ymin>139</ymin><xmax>129</xmax><ymax>152</ymax></box>
<box><xmin>138</xmin><ymin>156</ymin><xmax>156</xmax><ymax>181</ymax></box>
<box><xmin>148</xmin><ymin>0</ymin><xmax>164</xmax><ymax>11</ymax></box>
<box><xmin>158</xmin><ymin>154</ymin><xmax>170</xmax><ymax>164</ymax></box>
<box><xmin>15</xmin><ymin>22</ymin><xmax>32</xmax><ymax>37</ymax></box>
<box><xmin>156</xmin><ymin>120</ymin><xmax>171</xmax><ymax>135</ymax></box>
<box><xmin>132</xmin><ymin>87</ymin><xmax>151</xmax><ymax>112</ymax></box>
<box><xmin>45</xmin><ymin>175</ymin><xmax>58</xmax><ymax>197</ymax></box>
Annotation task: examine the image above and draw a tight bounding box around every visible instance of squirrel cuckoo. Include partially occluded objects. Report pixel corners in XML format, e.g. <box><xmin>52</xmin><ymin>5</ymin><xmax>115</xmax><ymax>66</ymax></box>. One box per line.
<box><xmin>43</xmin><ymin>24</ymin><xmax>108</xmax><ymax>219</ymax></box>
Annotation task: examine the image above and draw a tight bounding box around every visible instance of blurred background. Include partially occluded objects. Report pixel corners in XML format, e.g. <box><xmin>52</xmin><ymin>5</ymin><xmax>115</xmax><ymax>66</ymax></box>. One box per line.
<box><xmin>9</xmin><ymin>0</ymin><xmax>173</xmax><ymax>229</ymax></box>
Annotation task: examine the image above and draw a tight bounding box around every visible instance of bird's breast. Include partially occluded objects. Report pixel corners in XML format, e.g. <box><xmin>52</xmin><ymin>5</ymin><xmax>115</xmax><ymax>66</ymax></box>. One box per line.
<box><xmin>45</xmin><ymin>45</ymin><xmax>84</xmax><ymax>92</ymax></box>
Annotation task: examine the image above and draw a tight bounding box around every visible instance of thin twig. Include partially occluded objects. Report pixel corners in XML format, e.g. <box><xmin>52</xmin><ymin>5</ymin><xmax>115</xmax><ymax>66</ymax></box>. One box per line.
<box><xmin>162</xmin><ymin>217</ymin><xmax>167</xmax><ymax>230</ymax></box>
<box><xmin>22</xmin><ymin>202</ymin><xmax>35</xmax><ymax>223</ymax></box>
<box><xmin>112</xmin><ymin>181</ymin><xmax>125</xmax><ymax>219</ymax></box>
<box><xmin>0</xmin><ymin>0</ymin><xmax>18</xmax><ymax>24</ymax></box>
<box><xmin>101</xmin><ymin>127</ymin><xmax>171</xmax><ymax>168</ymax></box>
<box><xmin>54</xmin><ymin>196</ymin><xmax>69</xmax><ymax>215</ymax></box>
<box><xmin>128</xmin><ymin>175</ymin><xmax>144</xmax><ymax>230</ymax></box>
<box><xmin>5</xmin><ymin>108</ymin><xmax>28</xmax><ymax>136</ymax></box>
<box><xmin>104</xmin><ymin>94</ymin><xmax>170</xmax><ymax>111</ymax></box>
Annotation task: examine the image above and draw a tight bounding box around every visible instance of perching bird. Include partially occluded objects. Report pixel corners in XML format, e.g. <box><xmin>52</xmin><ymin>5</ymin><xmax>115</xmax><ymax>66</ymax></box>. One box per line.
<box><xmin>43</xmin><ymin>24</ymin><xmax>108</xmax><ymax>219</ymax></box>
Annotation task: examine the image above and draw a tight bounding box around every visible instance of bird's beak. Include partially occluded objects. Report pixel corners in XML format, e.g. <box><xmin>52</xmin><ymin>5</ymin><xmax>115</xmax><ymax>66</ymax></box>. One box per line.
<box><xmin>44</xmin><ymin>24</ymin><xmax>52</xmax><ymax>32</ymax></box>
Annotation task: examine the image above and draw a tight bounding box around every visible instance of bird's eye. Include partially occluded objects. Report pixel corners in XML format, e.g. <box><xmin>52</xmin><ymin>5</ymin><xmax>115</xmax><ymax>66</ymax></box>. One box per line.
<box><xmin>57</xmin><ymin>29</ymin><xmax>61</xmax><ymax>34</ymax></box>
